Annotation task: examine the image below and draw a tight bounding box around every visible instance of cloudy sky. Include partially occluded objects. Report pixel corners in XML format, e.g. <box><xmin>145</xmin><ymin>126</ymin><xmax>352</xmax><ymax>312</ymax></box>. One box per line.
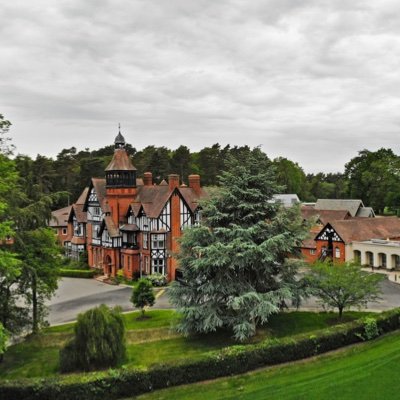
<box><xmin>2</xmin><ymin>0</ymin><xmax>400</xmax><ymax>173</ymax></box>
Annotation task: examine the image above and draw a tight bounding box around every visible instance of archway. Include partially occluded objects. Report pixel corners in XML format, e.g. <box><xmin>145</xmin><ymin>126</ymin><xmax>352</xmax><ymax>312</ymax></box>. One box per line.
<box><xmin>365</xmin><ymin>251</ymin><xmax>373</xmax><ymax>267</ymax></box>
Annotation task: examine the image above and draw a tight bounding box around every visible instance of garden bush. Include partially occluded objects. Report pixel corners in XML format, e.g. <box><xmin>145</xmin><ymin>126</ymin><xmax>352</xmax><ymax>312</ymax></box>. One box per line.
<box><xmin>2</xmin><ymin>309</ymin><xmax>400</xmax><ymax>400</ymax></box>
<box><xmin>59</xmin><ymin>305</ymin><xmax>126</xmax><ymax>372</ymax></box>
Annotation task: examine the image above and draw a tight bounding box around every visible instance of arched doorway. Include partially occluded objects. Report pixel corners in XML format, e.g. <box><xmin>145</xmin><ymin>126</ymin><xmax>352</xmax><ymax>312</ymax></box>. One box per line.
<box><xmin>353</xmin><ymin>250</ymin><xmax>361</xmax><ymax>264</ymax></box>
<box><xmin>105</xmin><ymin>255</ymin><xmax>112</xmax><ymax>276</ymax></box>
<box><xmin>365</xmin><ymin>251</ymin><xmax>373</xmax><ymax>267</ymax></box>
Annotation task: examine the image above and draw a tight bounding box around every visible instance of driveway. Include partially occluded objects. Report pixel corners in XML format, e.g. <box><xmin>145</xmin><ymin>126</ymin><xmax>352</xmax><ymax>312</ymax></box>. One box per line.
<box><xmin>47</xmin><ymin>278</ymin><xmax>172</xmax><ymax>325</ymax></box>
<box><xmin>48</xmin><ymin>277</ymin><xmax>400</xmax><ymax>326</ymax></box>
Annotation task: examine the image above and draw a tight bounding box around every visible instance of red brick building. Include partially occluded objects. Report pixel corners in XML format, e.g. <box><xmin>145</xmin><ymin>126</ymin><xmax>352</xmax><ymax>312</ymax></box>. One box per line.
<box><xmin>62</xmin><ymin>131</ymin><xmax>206</xmax><ymax>280</ymax></box>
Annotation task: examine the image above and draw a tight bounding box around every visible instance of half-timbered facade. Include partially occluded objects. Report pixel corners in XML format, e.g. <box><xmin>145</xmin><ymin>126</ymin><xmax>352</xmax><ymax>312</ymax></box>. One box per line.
<box><xmin>60</xmin><ymin>131</ymin><xmax>206</xmax><ymax>281</ymax></box>
<box><xmin>312</xmin><ymin>217</ymin><xmax>400</xmax><ymax>266</ymax></box>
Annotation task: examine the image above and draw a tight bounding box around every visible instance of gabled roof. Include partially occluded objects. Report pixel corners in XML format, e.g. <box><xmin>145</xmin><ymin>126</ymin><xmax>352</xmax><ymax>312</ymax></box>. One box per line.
<box><xmin>49</xmin><ymin>206</ymin><xmax>72</xmax><ymax>228</ymax></box>
<box><xmin>301</xmin><ymin>207</ymin><xmax>351</xmax><ymax>225</ymax></box>
<box><xmin>315</xmin><ymin>199</ymin><xmax>364</xmax><ymax>217</ymax></box>
<box><xmin>316</xmin><ymin>217</ymin><xmax>400</xmax><ymax>244</ymax></box>
<box><xmin>76</xmin><ymin>187</ymin><xmax>89</xmax><ymax>205</ymax></box>
<box><xmin>99</xmin><ymin>216</ymin><xmax>120</xmax><ymax>237</ymax></box>
<box><xmin>356</xmin><ymin>207</ymin><xmax>376</xmax><ymax>218</ymax></box>
<box><xmin>131</xmin><ymin>185</ymin><xmax>171</xmax><ymax>218</ymax></box>
<box><xmin>128</xmin><ymin>185</ymin><xmax>207</xmax><ymax>219</ymax></box>
<box><xmin>179</xmin><ymin>186</ymin><xmax>206</xmax><ymax>212</ymax></box>
<box><xmin>72</xmin><ymin>204</ymin><xmax>87</xmax><ymax>223</ymax></box>
<box><xmin>105</xmin><ymin>149</ymin><xmax>137</xmax><ymax>171</ymax></box>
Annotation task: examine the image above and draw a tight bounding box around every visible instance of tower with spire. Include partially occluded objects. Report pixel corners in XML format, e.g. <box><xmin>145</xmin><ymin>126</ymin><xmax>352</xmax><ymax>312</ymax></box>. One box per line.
<box><xmin>105</xmin><ymin>126</ymin><xmax>138</xmax><ymax>225</ymax></box>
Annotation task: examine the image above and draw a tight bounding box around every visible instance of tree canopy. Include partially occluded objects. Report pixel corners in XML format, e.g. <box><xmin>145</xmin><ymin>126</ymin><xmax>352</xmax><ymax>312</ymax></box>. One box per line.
<box><xmin>169</xmin><ymin>148</ymin><xmax>307</xmax><ymax>341</ymax></box>
<box><xmin>305</xmin><ymin>262</ymin><xmax>383</xmax><ymax>318</ymax></box>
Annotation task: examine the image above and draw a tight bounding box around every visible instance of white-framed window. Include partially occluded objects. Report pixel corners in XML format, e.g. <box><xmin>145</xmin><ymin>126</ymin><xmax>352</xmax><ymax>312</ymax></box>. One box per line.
<box><xmin>310</xmin><ymin>249</ymin><xmax>316</xmax><ymax>255</ymax></box>
<box><xmin>145</xmin><ymin>256</ymin><xmax>149</xmax><ymax>274</ymax></box>
<box><xmin>152</xmin><ymin>234</ymin><xmax>165</xmax><ymax>249</ymax></box>
<box><xmin>335</xmin><ymin>247</ymin><xmax>341</xmax><ymax>258</ymax></box>
<box><xmin>152</xmin><ymin>258</ymin><xmax>165</xmax><ymax>274</ymax></box>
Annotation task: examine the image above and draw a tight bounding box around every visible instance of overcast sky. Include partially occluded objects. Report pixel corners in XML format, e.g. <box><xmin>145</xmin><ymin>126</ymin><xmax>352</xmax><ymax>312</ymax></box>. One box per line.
<box><xmin>2</xmin><ymin>0</ymin><xmax>400</xmax><ymax>173</ymax></box>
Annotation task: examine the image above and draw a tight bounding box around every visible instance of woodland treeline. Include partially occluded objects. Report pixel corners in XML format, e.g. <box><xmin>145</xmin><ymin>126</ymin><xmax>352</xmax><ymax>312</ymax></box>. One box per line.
<box><xmin>13</xmin><ymin>143</ymin><xmax>400</xmax><ymax>215</ymax></box>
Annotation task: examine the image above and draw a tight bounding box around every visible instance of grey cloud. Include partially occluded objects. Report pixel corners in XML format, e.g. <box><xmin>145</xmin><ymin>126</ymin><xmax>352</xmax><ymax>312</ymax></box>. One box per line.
<box><xmin>1</xmin><ymin>0</ymin><xmax>400</xmax><ymax>173</ymax></box>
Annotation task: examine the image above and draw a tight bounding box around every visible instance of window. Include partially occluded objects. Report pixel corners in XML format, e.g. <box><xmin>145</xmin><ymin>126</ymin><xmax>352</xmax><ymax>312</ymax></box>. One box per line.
<box><xmin>335</xmin><ymin>247</ymin><xmax>341</xmax><ymax>258</ymax></box>
<box><xmin>152</xmin><ymin>258</ymin><xmax>165</xmax><ymax>274</ymax></box>
<box><xmin>143</xmin><ymin>233</ymin><xmax>148</xmax><ymax>249</ymax></box>
<box><xmin>62</xmin><ymin>228</ymin><xmax>67</xmax><ymax>235</ymax></box>
<box><xmin>152</xmin><ymin>234</ymin><xmax>165</xmax><ymax>249</ymax></box>
<box><xmin>145</xmin><ymin>256</ymin><xmax>149</xmax><ymax>274</ymax></box>
<box><xmin>310</xmin><ymin>249</ymin><xmax>316</xmax><ymax>255</ymax></box>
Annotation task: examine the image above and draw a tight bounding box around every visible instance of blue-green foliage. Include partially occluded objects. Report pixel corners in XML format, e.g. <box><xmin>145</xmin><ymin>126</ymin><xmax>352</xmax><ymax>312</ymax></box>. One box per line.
<box><xmin>169</xmin><ymin>148</ymin><xmax>308</xmax><ymax>341</ymax></box>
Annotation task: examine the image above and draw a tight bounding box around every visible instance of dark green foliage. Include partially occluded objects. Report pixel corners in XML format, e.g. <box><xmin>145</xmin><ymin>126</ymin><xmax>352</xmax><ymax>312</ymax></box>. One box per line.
<box><xmin>60</xmin><ymin>305</ymin><xmax>126</xmax><ymax>372</ymax></box>
<box><xmin>3</xmin><ymin>309</ymin><xmax>400</xmax><ymax>400</ymax></box>
<box><xmin>16</xmin><ymin>228</ymin><xmax>62</xmax><ymax>333</ymax></box>
<box><xmin>345</xmin><ymin>148</ymin><xmax>400</xmax><ymax>214</ymax></box>
<box><xmin>170</xmin><ymin>148</ymin><xmax>308</xmax><ymax>341</ymax></box>
<box><xmin>131</xmin><ymin>279</ymin><xmax>155</xmax><ymax>317</ymax></box>
<box><xmin>0</xmin><ymin>322</ymin><xmax>7</xmax><ymax>361</ymax></box>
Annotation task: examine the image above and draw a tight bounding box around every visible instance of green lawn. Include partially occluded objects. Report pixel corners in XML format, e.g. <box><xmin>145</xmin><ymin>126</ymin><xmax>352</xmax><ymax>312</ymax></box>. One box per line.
<box><xmin>0</xmin><ymin>310</ymin><xmax>370</xmax><ymax>380</ymax></box>
<box><xmin>135</xmin><ymin>330</ymin><xmax>400</xmax><ymax>400</ymax></box>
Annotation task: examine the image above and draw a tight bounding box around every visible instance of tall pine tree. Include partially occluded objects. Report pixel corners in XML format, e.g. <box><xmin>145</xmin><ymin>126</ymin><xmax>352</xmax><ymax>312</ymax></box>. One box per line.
<box><xmin>169</xmin><ymin>148</ymin><xmax>307</xmax><ymax>341</ymax></box>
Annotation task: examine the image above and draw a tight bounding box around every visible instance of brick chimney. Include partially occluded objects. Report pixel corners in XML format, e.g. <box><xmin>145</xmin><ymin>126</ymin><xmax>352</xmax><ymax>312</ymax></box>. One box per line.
<box><xmin>188</xmin><ymin>174</ymin><xmax>201</xmax><ymax>194</ymax></box>
<box><xmin>168</xmin><ymin>174</ymin><xmax>180</xmax><ymax>190</ymax></box>
<box><xmin>143</xmin><ymin>172</ymin><xmax>153</xmax><ymax>186</ymax></box>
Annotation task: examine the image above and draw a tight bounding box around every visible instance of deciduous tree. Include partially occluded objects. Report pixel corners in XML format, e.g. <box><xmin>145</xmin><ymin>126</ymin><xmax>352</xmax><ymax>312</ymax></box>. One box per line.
<box><xmin>305</xmin><ymin>262</ymin><xmax>383</xmax><ymax>318</ymax></box>
<box><xmin>131</xmin><ymin>278</ymin><xmax>155</xmax><ymax>318</ymax></box>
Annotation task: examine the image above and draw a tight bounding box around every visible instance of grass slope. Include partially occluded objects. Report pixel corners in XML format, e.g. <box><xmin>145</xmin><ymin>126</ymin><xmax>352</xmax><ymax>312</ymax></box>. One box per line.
<box><xmin>0</xmin><ymin>310</ymin><xmax>369</xmax><ymax>380</ymax></box>
<box><xmin>136</xmin><ymin>330</ymin><xmax>400</xmax><ymax>400</ymax></box>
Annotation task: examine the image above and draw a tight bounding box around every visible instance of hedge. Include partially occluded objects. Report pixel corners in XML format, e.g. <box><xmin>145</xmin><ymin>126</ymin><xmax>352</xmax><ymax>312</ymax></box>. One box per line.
<box><xmin>1</xmin><ymin>309</ymin><xmax>400</xmax><ymax>400</ymax></box>
<box><xmin>59</xmin><ymin>269</ymin><xmax>98</xmax><ymax>279</ymax></box>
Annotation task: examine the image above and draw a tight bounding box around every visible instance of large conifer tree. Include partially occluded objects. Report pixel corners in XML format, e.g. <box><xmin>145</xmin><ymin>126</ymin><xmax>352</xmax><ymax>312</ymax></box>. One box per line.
<box><xmin>169</xmin><ymin>148</ymin><xmax>307</xmax><ymax>341</ymax></box>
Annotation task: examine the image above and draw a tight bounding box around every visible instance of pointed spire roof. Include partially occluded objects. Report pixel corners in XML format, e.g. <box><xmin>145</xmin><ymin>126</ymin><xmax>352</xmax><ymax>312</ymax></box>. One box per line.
<box><xmin>114</xmin><ymin>123</ymin><xmax>126</xmax><ymax>149</ymax></box>
<box><xmin>105</xmin><ymin>126</ymin><xmax>137</xmax><ymax>171</ymax></box>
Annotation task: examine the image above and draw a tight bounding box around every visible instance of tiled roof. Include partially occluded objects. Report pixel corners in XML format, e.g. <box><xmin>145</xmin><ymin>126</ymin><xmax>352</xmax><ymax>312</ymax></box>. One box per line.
<box><xmin>315</xmin><ymin>199</ymin><xmax>364</xmax><ymax>217</ymax></box>
<box><xmin>76</xmin><ymin>187</ymin><xmax>89</xmax><ymax>205</ymax></box>
<box><xmin>102</xmin><ymin>216</ymin><xmax>120</xmax><ymax>237</ymax></box>
<box><xmin>301</xmin><ymin>207</ymin><xmax>351</xmax><ymax>225</ymax></box>
<box><xmin>179</xmin><ymin>186</ymin><xmax>207</xmax><ymax>212</ymax></box>
<box><xmin>72</xmin><ymin>204</ymin><xmax>87</xmax><ymax>223</ymax></box>
<box><xmin>319</xmin><ymin>217</ymin><xmax>400</xmax><ymax>244</ymax></box>
<box><xmin>129</xmin><ymin>184</ymin><xmax>207</xmax><ymax>219</ymax></box>
<box><xmin>49</xmin><ymin>206</ymin><xmax>71</xmax><ymax>227</ymax></box>
<box><xmin>356</xmin><ymin>207</ymin><xmax>375</xmax><ymax>218</ymax></box>
<box><xmin>105</xmin><ymin>149</ymin><xmax>137</xmax><ymax>171</ymax></box>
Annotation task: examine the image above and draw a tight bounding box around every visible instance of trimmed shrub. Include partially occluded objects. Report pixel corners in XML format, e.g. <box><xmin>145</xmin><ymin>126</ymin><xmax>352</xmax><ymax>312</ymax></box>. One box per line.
<box><xmin>131</xmin><ymin>279</ymin><xmax>155</xmax><ymax>317</ymax></box>
<box><xmin>59</xmin><ymin>269</ymin><xmax>97</xmax><ymax>278</ymax></box>
<box><xmin>3</xmin><ymin>309</ymin><xmax>400</xmax><ymax>400</ymax></box>
<box><xmin>59</xmin><ymin>305</ymin><xmax>126</xmax><ymax>372</ymax></box>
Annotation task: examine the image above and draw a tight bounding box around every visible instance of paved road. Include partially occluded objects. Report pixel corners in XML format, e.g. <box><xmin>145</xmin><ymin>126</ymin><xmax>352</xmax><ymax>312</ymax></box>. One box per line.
<box><xmin>48</xmin><ymin>277</ymin><xmax>400</xmax><ymax>325</ymax></box>
<box><xmin>47</xmin><ymin>278</ymin><xmax>172</xmax><ymax>325</ymax></box>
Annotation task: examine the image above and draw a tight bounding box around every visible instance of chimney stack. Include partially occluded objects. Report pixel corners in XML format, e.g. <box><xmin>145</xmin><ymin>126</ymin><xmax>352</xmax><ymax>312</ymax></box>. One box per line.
<box><xmin>168</xmin><ymin>174</ymin><xmax>180</xmax><ymax>191</ymax></box>
<box><xmin>143</xmin><ymin>172</ymin><xmax>153</xmax><ymax>186</ymax></box>
<box><xmin>188</xmin><ymin>174</ymin><xmax>201</xmax><ymax>194</ymax></box>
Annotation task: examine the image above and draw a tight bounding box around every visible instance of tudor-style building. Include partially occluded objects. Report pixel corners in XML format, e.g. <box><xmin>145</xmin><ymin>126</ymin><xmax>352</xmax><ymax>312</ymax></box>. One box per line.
<box><xmin>62</xmin><ymin>130</ymin><xmax>206</xmax><ymax>280</ymax></box>
<box><xmin>312</xmin><ymin>217</ymin><xmax>400</xmax><ymax>266</ymax></box>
